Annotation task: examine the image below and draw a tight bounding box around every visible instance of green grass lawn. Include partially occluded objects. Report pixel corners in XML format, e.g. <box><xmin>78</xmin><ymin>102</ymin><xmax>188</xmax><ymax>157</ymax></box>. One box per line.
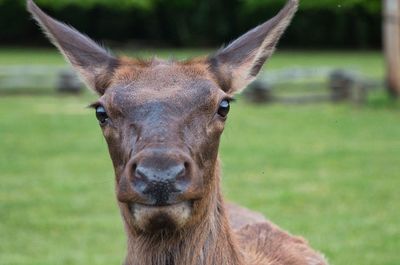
<box><xmin>1</xmin><ymin>50</ymin><xmax>399</xmax><ymax>265</ymax></box>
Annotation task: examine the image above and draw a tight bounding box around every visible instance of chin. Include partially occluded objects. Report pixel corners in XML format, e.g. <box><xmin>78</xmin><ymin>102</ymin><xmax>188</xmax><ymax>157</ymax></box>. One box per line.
<box><xmin>128</xmin><ymin>201</ymin><xmax>193</xmax><ymax>233</ymax></box>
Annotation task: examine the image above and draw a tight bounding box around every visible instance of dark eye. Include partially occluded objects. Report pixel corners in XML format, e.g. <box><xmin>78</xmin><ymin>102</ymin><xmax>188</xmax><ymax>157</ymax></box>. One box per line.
<box><xmin>95</xmin><ymin>106</ymin><xmax>109</xmax><ymax>125</ymax></box>
<box><xmin>217</xmin><ymin>99</ymin><xmax>230</xmax><ymax>118</ymax></box>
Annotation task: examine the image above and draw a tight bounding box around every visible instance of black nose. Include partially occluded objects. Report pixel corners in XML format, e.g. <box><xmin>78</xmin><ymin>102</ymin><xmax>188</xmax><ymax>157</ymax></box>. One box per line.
<box><xmin>136</xmin><ymin>163</ymin><xmax>185</xmax><ymax>183</ymax></box>
<box><xmin>135</xmin><ymin>164</ymin><xmax>185</xmax><ymax>204</ymax></box>
<box><xmin>129</xmin><ymin>151</ymin><xmax>192</xmax><ymax>205</ymax></box>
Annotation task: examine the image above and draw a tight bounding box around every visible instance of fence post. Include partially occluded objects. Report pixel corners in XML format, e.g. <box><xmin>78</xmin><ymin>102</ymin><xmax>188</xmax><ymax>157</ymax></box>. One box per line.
<box><xmin>384</xmin><ymin>0</ymin><xmax>400</xmax><ymax>97</ymax></box>
<box><xmin>57</xmin><ymin>70</ymin><xmax>83</xmax><ymax>94</ymax></box>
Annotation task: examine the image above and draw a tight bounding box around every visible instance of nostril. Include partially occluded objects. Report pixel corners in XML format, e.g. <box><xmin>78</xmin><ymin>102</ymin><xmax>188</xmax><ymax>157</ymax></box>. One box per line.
<box><xmin>175</xmin><ymin>162</ymin><xmax>188</xmax><ymax>180</ymax></box>
<box><xmin>132</xmin><ymin>165</ymin><xmax>149</xmax><ymax>194</ymax></box>
<box><xmin>184</xmin><ymin>162</ymin><xmax>190</xmax><ymax>170</ymax></box>
<box><xmin>131</xmin><ymin>163</ymin><xmax>137</xmax><ymax>173</ymax></box>
<box><xmin>135</xmin><ymin>165</ymin><xmax>147</xmax><ymax>181</ymax></box>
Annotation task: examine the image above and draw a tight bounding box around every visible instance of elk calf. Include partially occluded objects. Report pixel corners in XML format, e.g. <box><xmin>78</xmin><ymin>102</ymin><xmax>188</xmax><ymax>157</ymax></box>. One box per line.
<box><xmin>28</xmin><ymin>0</ymin><xmax>328</xmax><ymax>264</ymax></box>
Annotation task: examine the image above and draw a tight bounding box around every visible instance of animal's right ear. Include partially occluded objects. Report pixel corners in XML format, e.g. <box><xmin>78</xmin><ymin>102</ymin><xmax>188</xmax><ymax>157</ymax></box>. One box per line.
<box><xmin>27</xmin><ymin>0</ymin><xmax>119</xmax><ymax>95</ymax></box>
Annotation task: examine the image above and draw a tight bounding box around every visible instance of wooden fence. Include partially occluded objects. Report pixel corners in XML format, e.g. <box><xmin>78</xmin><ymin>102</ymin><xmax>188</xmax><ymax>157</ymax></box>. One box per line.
<box><xmin>0</xmin><ymin>65</ymin><xmax>83</xmax><ymax>94</ymax></box>
<box><xmin>244</xmin><ymin>68</ymin><xmax>382</xmax><ymax>105</ymax></box>
<box><xmin>0</xmin><ymin>66</ymin><xmax>383</xmax><ymax>104</ymax></box>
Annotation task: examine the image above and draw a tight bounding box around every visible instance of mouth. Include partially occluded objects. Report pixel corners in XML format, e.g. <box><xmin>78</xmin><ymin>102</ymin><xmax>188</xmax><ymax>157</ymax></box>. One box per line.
<box><xmin>128</xmin><ymin>201</ymin><xmax>193</xmax><ymax>232</ymax></box>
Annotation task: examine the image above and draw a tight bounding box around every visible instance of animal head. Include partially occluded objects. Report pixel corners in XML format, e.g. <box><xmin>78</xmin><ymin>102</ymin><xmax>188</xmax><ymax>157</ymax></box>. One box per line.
<box><xmin>27</xmin><ymin>0</ymin><xmax>298</xmax><ymax>235</ymax></box>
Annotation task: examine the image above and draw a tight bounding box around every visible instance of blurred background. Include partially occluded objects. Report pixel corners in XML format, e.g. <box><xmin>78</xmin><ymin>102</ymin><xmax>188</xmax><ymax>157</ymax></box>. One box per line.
<box><xmin>0</xmin><ymin>0</ymin><xmax>399</xmax><ymax>265</ymax></box>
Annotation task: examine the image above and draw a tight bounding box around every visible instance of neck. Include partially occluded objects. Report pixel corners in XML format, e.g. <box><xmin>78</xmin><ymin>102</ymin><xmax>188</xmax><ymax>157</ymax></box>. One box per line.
<box><xmin>124</xmin><ymin>164</ymin><xmax>244</xmax><ymax>265</ymax></box>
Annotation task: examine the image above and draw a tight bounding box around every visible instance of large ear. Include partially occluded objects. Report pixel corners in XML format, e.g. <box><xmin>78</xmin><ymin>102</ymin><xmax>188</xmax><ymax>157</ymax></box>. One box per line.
<box><xmin>208</xmin><ymin>0</ymin><xmax>298</xmax><ymax>94</ymax></box>
<box><xmin>27</xmin><ymin>0</ymin><xmax>119</xmax><ymax>95</ymax></box>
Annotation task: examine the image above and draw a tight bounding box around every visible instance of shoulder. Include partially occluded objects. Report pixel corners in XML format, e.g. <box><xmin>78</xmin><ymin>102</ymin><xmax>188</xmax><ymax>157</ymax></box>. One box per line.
<box><xmin>234</xmin><ymin>218</ymin><xmax>328</xmax><ymax>265</ymax></box>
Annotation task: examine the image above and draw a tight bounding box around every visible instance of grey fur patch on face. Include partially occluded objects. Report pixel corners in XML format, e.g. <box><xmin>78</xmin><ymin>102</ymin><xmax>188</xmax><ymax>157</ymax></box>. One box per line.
<box><xmin>130</xmin><ymin>201</ymin><xmax>192</xmax><ymax>232</ymax></box>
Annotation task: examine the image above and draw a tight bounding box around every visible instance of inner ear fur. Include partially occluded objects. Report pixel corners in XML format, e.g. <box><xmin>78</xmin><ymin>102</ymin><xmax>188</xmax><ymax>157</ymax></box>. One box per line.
<box><xmin>27</xmin><ymin>0</ymin><xmax>119</xmax><ymax>95</ymax></box>
<box><xmin>208</xmin><ymin>0</ymin><xmax>299</xmax><ymax>94</ymax></box>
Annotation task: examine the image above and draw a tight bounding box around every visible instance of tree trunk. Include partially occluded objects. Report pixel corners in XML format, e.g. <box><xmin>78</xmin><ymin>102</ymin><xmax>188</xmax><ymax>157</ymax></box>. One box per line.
<box><xmin>384</xmin><ymin>0</ymin><xmax>400</xmax><ymax>97</ymax></box>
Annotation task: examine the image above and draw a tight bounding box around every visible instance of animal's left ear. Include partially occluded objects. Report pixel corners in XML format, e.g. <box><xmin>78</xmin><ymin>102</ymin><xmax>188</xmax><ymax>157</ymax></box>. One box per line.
<box><xmin>208</xmin><ymin>0</ymin><xmax>298</xmax><ymax>94</ymax></box>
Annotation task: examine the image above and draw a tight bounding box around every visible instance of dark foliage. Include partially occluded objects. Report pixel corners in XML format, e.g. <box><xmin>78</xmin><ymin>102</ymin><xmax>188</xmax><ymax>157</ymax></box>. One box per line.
<box><xmin>0</xmin><ymin>0</ymin><xmax>382</xmax><ymax>49</ymax></box>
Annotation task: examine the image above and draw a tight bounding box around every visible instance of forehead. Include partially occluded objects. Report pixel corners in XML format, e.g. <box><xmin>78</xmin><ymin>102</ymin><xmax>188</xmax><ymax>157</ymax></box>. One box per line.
<box><xmin>103</xmin><ymin>59</ymin><xmax>223</xmax><ymax>110</ymax></box>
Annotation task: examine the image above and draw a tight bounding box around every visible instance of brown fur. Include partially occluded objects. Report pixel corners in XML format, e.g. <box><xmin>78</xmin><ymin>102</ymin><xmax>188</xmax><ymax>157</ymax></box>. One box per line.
<box><xmin>27</xmin><ymin>0</ymin><xmax>328</xmax><ymax>264</ymax></box>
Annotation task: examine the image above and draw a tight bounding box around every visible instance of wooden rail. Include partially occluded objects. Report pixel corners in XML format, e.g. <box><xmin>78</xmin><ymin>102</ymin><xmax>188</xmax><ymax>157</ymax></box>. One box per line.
<box><xmin>0</xmin><ymin>65</ymin><xmax>83</xmax><ymax>93</ymax></box>
<box><xmin>245</xmin><ymin>68</ymin><xmax>383</xmax><ymax>105</ymax></box>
